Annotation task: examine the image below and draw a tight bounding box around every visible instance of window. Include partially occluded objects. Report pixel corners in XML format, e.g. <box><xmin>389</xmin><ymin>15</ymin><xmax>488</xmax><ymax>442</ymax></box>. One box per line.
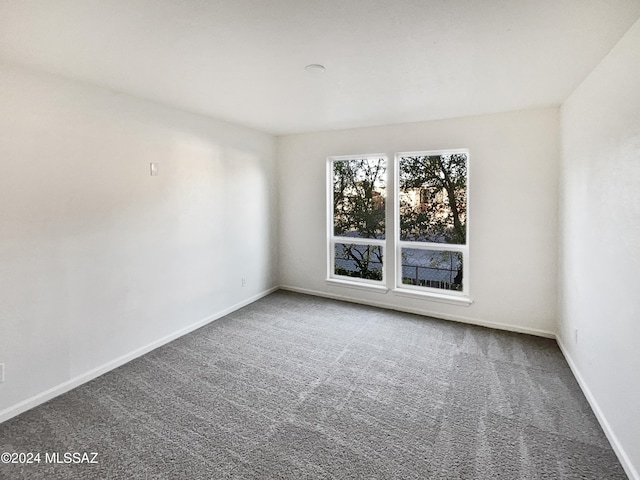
<box><xmin>328</xmin><ymin>155</ymin><xmax>387</xmax><ymax>285</ymax></box>
<box><xmin>327</xmin><ymin>149</ymin><xmax>469</xmax><ymax>303</ymax></box>
<box><xmin>396</xmin><ymin>150</ymin><xmax>469</xmax><ymax>297</ymax></box>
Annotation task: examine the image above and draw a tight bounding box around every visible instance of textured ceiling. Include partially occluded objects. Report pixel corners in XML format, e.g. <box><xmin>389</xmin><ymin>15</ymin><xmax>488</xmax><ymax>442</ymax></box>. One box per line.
<box><xmin>1</xmin><ymin>0</ymin><xmax>639</xmax><ymax>135</ymax></box>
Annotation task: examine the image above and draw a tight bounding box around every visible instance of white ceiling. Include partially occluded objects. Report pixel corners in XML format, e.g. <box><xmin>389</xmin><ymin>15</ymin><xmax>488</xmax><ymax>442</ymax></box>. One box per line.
<box><xmin>1</xmin><ymin>0</ymin><xmax>639</xmax><ymax>135</ymax></box>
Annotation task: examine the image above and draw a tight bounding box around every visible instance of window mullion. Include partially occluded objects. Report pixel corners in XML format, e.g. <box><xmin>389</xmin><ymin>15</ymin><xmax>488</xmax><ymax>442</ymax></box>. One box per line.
<box><xmin>398</xmin><ymin>241</ymin><xmax>466</xmax><ymax>252</ymax></box>
<box><xmin>333</xmin><ymin>236</ymin><xmax>385</xmax><ymax>247</ymax></box>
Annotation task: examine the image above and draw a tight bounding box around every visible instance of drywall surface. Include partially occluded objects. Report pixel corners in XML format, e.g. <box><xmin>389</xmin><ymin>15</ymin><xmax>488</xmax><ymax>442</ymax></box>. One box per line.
<box><xmin>559</xmin><ymin>18</ymin><xmax>640</xmax><ymax>479</ymax></box>
<box><xmin>0</xmin><ymin>63</ymin><xmax>278</xmax><ymax>415</ymax></box>
<box><xmin>278</xmin><ymin>108</ymin><xmax>559</xmax><ymax>335</ymax></box>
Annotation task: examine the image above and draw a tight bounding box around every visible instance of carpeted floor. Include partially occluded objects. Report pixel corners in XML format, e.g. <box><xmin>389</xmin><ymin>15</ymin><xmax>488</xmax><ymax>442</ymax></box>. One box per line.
<box><xmin>0</xmin><ymin>291</ymin><xmax>628</xmax><ymax>479</ymax></box>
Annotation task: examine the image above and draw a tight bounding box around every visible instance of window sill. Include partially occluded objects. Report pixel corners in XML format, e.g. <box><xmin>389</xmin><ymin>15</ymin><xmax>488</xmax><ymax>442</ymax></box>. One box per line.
<box><xmin>393</xmin><ymin>288</ymin><xmax>473</xmax><ymax>306</ymax></box>
<box><xmin>326</xmin><ymin>278</ymin><xmax>389</xmax><ymax>293</ymax></box>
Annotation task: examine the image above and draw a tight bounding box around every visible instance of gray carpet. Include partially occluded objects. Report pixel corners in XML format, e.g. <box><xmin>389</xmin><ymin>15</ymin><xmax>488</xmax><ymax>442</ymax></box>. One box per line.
<box><xmin>0</xmin><ymin>291</ymin><xmax>627</xmax><ymax>479</ymax></box>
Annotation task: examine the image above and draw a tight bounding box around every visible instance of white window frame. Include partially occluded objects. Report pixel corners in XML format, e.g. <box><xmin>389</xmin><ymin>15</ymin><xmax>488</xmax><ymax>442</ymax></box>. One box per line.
<box><xmin>326</xmin><ymin>154</ymin><xmax>388</xmax><ymax>292</ymax></box>
<box><xmin>393</xmin><ymin>149</ymin><xmax>471</xmax><ymax>305</ymax></box>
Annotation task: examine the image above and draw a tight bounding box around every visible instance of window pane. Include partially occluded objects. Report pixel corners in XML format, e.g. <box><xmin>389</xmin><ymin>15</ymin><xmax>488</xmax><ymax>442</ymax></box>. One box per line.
<box><xmin>399</xmin><ymin>153</ymin><xmax>467</xmax><ymax>244</ymax></box>
<box><xmin>334</xmin><ymin>243</ymin><xmax>383</xmax><ymax>281</ymax></box>
<box><xmin>333</xmin><ymin>158</ymin><xmax>386</xmax><ymax>239</ymax></box>
<box><xmin>401</xmin><ymin>248</ymin><xmax>463</xmax><ymax>291</ymax></box>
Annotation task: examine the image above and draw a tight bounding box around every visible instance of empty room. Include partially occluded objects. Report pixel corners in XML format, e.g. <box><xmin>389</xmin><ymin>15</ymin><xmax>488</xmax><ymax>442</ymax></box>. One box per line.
<box><xmin>1</xmin><ymin>1</ymin><xmax>639</xmax><ymax>479</ymax></box>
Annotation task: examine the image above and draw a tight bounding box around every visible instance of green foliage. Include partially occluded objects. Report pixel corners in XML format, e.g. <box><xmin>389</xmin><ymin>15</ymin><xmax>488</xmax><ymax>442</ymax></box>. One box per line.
<box><xmin>335</xmin><ymin>265</ymin><xmax>383</xmax><ymax>281</ymax></box>
<box><xmin>333</xmin><ymin>158</ymin><xmax>386</xmax><ymax>280</ymax></box>
<box><xmin>334</xmin><ymin>243</ymin><xmax>383</xmax><ymax>281</ymax></box>
<box><xmin>333</xmin><ymin>158</ymin><xmax>386</xmax><ymax>239</ymax></box>
<box><xmin>399</xmin><ymin>154</ymin><xmax>467</xmax><ymax>245</ymax></box>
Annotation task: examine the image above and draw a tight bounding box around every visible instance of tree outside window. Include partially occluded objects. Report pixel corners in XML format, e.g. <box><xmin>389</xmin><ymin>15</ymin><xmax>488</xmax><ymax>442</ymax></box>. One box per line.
<box><xmin>398</xmin><ymin>152</ymin><xmax>468</xmax><ymax>293</ymax></box>
<box><xmin>331</xmin><ymin>157</ymin><xmax>386</xmax><ymax>281</ymax></box>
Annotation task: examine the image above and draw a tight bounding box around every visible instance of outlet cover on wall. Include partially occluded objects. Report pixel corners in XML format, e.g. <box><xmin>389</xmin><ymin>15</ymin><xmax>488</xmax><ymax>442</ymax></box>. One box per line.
<box><xmin>0</xmin><ymin>363</ymin><xmax>4</xmax><ymax>383</ymax></box>
<box><xmin>150</xmin><ymin>163</ymin><xmax>158</xmax><ymax>176</ymax></box>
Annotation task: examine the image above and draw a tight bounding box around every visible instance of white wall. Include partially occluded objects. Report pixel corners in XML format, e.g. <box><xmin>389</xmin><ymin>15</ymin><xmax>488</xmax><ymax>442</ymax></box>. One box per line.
<box><xmin>0</xmin><ymin>63</ymin><xmax>278</xmax><ymax>418</ymax></box>
<box><xmin>278</xmin><ymin>108</ymin><xmax>559</xmax><ymax>336</ymax></box>
<box><xmin>559</xmin><ymin>18</ymin><xmax>640</xmax><ymax>480</ymax></box>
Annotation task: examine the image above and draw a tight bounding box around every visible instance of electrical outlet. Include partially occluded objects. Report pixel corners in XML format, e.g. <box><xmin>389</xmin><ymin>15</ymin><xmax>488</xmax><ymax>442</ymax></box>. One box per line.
<box><xmin>0</xmin><ymin>363</ymin><xmax>4</xmax><ymax>383</ymax></box>
<box><xmin>241</xmin><ymin>277</ymin><xmax>247</xmax><ymax>287</ymax></box>
<box><xmin>574</xmin><ymin>328</ymin><xmax>579</xmax><ymax>344</ymax></box>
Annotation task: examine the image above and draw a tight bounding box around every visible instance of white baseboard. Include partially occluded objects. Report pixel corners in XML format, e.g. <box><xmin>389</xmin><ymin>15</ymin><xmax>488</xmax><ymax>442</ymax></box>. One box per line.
<box><xmin>556</xmin><ymin>336</ymin><xmax>638</xmax><ymax>480</ymax></box>
<box><xmin>3</xmin><ymin>285</ymin><xmax>635</xmax><ymax>479</ymax></box>
<box><xmin>0</xmin><ymin>286</ymin><xmax>279</xmax><ymax>425</ymax></box>
<box><xmin>279</xmin><ymin>284</ymin><xmax>555</xmax><ymax>339</ymax></box>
